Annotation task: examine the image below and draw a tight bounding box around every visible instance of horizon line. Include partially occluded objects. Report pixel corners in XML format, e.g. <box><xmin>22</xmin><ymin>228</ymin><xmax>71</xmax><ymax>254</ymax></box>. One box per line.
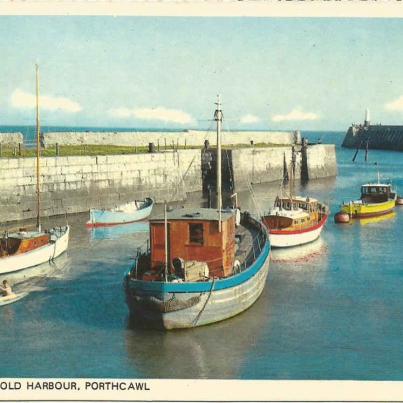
<box><xmin>0</xmin><ymin>124</ymin><xmax>348</xmax><ymax>133</ymax></box>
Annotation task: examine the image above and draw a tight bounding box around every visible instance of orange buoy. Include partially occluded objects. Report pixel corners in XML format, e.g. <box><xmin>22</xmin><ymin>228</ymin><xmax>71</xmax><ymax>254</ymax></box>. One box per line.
<box><xmin>334</xmin><ymin>211</ymin><xmax>350</xmax><ymax>224</ymax></box>
<box><xmin>396</xmin><ymin>196</ymin><xmax>403</xmax><ymax>206</ymax></box>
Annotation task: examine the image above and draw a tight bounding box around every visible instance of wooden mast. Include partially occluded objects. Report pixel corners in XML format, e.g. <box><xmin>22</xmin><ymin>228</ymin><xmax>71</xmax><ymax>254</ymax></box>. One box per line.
<box><xmin>214</xmin><ymin>95</ymin><xmax>223</xmax><ymax>232</ymax></box>
<box><xmin>35</xmin><ymin>64</ymin><xmax>41</xmax><ymax>231</ymax></box>
<box><xmin>289</xmin><ymin>158</ymin><xmax>293</xmax><ymax>210</ymax></box>
<box><xmin>164</xmin><ymin>201</ymin><xmax>168</xmax><ymax>282</ymax></box>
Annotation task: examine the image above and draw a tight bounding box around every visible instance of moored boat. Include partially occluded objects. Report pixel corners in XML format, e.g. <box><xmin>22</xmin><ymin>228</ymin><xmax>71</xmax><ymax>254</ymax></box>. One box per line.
<box><xmin>0</xmin><ymin>292</ymin><xmax>28</xmax><ymax>306</ymax></box>
<box><xmin>262</xmin><ymin>196</ymin><xmax>329</xmax><ymax>248</ymax></box>
<box><xmin>336</xmin><ymin>179</ymin><xmax>397</xmax><ymax>220</ymax></box>
<box><xmin>261</xmin><ymin>157</ymin><xmax>329</xmax><ymax>248</ymax></box>
<box><xmin>0</xmin><ymin>226</ymin><xmax>70</xmax><ymax>276</ymax></box>
<box><xmin>86</xmin><ymin>198</ymin><xmax>154</xmax><ymax>227</ymax></box>
<box><xmin>124</xmin><ymin>208</ymin><xmax>270</xmax><ymax>329</ymax></box>
<box><xmin>123</xmin><ymin>97</ymin><xmax>271</xmax><ymax>329</ymax></box>
<box><xmin>0</xmin><ymin>65</ymin><xmax>69</xmax><ymax>276</ymax></box>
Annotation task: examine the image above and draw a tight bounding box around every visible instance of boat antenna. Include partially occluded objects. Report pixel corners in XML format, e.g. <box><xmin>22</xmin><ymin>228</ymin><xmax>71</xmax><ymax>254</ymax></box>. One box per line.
<box><xmin>35</xmin><ymin>64</ymin><xmax>41</xmax><ymax>232</ymax></box>
<box><xmin>214</xmin><ymin>94</ymin><xmax>223</xmax><ymax>232</ymax></box>
<box><xmin>164</xmin><ymin>201</ymin><xmax>168</xmax><ymax>282</ymax></box>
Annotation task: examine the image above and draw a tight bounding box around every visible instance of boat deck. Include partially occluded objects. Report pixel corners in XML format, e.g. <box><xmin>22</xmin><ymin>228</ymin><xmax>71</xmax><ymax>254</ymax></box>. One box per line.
<box><xmin>234</xmin><ymin>220</ymin><xmax>263</xmax><ymax>269</ymax></box>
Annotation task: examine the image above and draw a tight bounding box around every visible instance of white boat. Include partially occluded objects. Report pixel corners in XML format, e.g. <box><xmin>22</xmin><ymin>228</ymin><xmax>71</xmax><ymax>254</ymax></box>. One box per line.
<box><xmin>0</xmin><ymin>65</ymin><xmax>69</xmax><ymax>276</ymax></box>
<box><xmin>86</xmin><ymin>198</ymin><xmax>154</xmax><ymax>227</ymax></box>
<box><xmin>0</xmin><ymin>292</ymin><xmax>28</xmax><ymax>306</ymax></box>
<box><xmin>263</xmin><ymin>197</ymin><xmax>328</xmax><ymax>248</ymax></box>
<box><xmin>262</xmin><ymin>159</ymin><xmax>329</xmax><ymax>248</ymax></box>
<box><xmin>0</xmin><ymin>226</ymin><xmax>70</xmax><ymax>276</ymax></box>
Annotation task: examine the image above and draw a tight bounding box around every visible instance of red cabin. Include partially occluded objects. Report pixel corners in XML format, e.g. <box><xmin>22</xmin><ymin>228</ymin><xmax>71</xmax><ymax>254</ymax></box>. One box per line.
<box><xmin>150</xmin><ymin>208</ymin><xmax>236</xmax><ymax>279</ymax></box>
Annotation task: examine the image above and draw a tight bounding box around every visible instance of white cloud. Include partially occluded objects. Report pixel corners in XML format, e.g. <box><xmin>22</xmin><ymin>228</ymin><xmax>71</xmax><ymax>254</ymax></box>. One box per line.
<box><xmin>271</xmin><ymin>108</ymin><xmax>319</xmax><ymax>122</ymax></box>
<box><xmin>109</xmin><ymin>107</ymin><xmax>133</xmax><ymax>118</ymax></box>
<box><xmin>109</xmin><ymin>106</ymin><xmax>193</xmax><ymax>125</ymax></box>
<box><xmin>10</xmin><ymin>89</ymin><xmax>82</xmax><ymax>113</ymax></box>
<box><xmin>240</xmin><ymin>114</ymin><xmax>260</xmax><ymax>124</ymax></box>
<box><xmin>385</xmin><ymin>96</ymin><xmax>403</xmax><ymax>111</ymax></box>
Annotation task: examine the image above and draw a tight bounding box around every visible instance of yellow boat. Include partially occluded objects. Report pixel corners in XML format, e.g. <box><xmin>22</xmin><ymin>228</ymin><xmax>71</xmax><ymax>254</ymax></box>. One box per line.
<box><xmin>341</xmin><ymin>182</ymin><xmax>397</xmax><ymax>218</ymax></box>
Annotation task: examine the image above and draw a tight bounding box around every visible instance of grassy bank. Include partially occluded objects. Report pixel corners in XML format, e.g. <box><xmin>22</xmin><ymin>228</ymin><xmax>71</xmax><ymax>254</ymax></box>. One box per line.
<box><xmin>0</xmin><ymin>142</ymin><xmax>293</xmax><ymax>158</ymax></box>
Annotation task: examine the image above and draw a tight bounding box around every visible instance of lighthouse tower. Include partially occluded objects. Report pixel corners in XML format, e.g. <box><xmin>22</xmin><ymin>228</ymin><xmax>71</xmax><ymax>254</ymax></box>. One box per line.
<box><xmin>364</xmin><ymin>108</ymin><xmax>370</xmax><ymax>127</ymax></box>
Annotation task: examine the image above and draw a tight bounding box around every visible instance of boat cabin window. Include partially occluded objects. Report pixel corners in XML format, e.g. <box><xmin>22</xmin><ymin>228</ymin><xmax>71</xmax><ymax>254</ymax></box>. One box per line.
<box><xmin>189</xmin><ymin>223</ymin><xmax>204</xmax><ymax>245</ymax></box>
<box><xmin>363</xmin><ymin>186</ymin><xmax>389</xmax><ymax>194</ymax></box>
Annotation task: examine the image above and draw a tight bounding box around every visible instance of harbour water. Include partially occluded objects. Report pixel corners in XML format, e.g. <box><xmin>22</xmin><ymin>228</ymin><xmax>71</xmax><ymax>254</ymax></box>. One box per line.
<box><xmin>0</xmin><ymin>131</ymin><xmax>402</xmax><ymax>379</ymax></box>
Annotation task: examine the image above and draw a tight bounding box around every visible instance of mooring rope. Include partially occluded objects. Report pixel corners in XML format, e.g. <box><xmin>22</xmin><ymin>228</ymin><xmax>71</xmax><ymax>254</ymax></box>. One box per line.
<box><xmin>192</xmin><ymin>277</ymin><xmax>215</xmax><ymax>327</ymax></box>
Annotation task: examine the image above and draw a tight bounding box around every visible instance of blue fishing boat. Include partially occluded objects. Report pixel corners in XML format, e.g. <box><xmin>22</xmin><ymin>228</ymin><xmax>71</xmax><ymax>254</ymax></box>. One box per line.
<box><xmin>123</xmin><ymin>97</ymin><xmax>271</xmax><ymax>329</ymax></box>
<box><xmin>86</xmin><ymin>198</ymin><xmax>154</xmax><ymax>227</ymax></box>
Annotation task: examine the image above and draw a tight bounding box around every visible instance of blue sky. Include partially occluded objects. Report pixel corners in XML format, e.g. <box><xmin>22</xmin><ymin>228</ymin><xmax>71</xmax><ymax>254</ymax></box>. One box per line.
<box><xmin>1</xmin><ymin>17</ymin><xmax>403</xmax><ymax>130</ymax></box>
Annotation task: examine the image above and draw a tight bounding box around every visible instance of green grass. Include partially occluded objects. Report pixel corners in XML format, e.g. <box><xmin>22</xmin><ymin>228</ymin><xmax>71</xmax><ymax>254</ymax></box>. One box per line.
<box><xmin>0</xmin><ymin>142</ymin><xmax>293</xmax><ymax>158</ymax></box>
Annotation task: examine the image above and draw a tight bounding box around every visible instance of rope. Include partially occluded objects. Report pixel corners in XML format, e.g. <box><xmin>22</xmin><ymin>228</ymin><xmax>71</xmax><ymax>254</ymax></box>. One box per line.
<box><xmin>169</xmin><ymin>154</ymin><xmax>197</xmax><ymax>204</ymax></box>
<box><xmin>192</xmin><ymin>277</ymin><xmax>215</xmax><ymax>327</ymax></box>
<box><xmin>246</xmin><ymin>179</ymin><xmax>265</xmax><ymax>220</ymax></box>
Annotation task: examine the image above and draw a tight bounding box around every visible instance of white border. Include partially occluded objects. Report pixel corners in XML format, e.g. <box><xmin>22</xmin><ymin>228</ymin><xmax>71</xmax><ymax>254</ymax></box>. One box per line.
<box><xmin>1</xmin><ymin>378</ymin><xmax>403</xmax><ymax>401</ymax></box>
<box><xmin>1</xmin><ymin>2</ymin><xmax>403</xmax><ymax>402</ymax></box>
<box><xmin>0</xmin><ymin>1</ymin><xmax>403</xmax><ymax>19</ymax></box>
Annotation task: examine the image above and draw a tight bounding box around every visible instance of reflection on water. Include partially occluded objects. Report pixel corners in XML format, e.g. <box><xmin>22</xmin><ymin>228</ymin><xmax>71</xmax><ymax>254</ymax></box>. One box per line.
<box><xmin>359</xmin><ymin>212</ymin><xmax>396</xmax><ymax>226</ymax></box>
<box><xmin>125</xmin><ymin>287</ymin><xmax>270</xmax><ymax>379</ymax></box>
<box><xmin>89</xmin><ymin>221</ymin><xmax>149</xmax><ymax>241</ymax></box>
<box><xmin>270</xmin><ymin>238</ymin><xmax>327</xmax><ymax>263</ymax></box>
<box><xmin>1</xmin><ymin>251</ymin><xmax>72</xmax><ymax>296</ymax></box>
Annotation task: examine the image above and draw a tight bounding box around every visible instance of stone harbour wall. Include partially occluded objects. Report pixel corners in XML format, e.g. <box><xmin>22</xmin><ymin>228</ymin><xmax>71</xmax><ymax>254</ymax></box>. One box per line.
<box><xmin>43</xmin><ymin>130</ymin><xmax>300</xmax><ymax>148</ymax></box>
<box><xmin>306</xmin><ymin>144</ymin><xmax>338</xmax><ymax>179</ymax></box>
<box><xmin>0</xmin><ymin>132</ymin><xmax>23</xmax><ymax>145</ymax></box>
<box><xmin>0</xmin><ymin>144</ymin><xmax>337</xmax><ymax>223</ymax></box>
<box><xmin>232</xmin><ymin>144</ymin><xmax>337</xmax><ymax>190</ymax></box>
<box><xmin>0</xmin><ymin>150</ymin><xmax>201</xmax><ymax>223</ymax></box>
<box><xmin>342</xmin><ymin>125</ymin><xmax>403</xmax><ymax>151</ymax></box>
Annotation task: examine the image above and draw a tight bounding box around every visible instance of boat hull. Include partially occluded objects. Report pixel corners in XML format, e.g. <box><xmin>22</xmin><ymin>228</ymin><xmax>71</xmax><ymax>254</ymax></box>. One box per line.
<box><xmin>0</xmin><ymin>292</ymin><xmax>28</xmax><ymax>306</ymax></box>
<box><xmin>0</xmin><ymin>226</ymin><xmax>70</xmax><ymax>276</ymax></box>
<box><xmin>341</xmin><ymin>199</ymin><xmax>396</xmax><ymax>218</ymax></box>
<box><xmin>87</xmin><ymin>199</ymin><xmax>154</xmax><ymax>227</ymax></box>
<box><xmin>124</xmin><ymin>241</ymin><xmax>270</xmax><ymax>330</ymax></box>
<box><xmin>268</xmin><ymin>215</ymin><xmax>328</xmax><ymax>248</ymax></box>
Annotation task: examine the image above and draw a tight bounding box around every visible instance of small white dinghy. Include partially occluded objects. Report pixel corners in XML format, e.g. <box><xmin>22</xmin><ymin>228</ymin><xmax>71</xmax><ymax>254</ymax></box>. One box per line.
<box><xmin>86</xmin><ymin>198</ymin><xmax>154</xmax><ymax>227</ymax></box>
<box><xmin>0</xmin><ymin>292</ymin><xmax>28</xmax><ymax>306</ymax></box>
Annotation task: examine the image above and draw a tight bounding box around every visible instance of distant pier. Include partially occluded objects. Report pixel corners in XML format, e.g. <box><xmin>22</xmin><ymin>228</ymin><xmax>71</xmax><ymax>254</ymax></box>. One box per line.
<box><xmin>342</xmin><ymin>110</ymin><xmax>403</xmax><ymax>151</ymax></box>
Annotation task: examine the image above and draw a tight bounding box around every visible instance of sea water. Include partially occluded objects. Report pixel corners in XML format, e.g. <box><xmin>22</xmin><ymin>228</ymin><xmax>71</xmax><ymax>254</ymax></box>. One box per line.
<box><xmin>0</xmin><ymin>131</ymin><xmax>402</xmax><ymax>379</ymax></box>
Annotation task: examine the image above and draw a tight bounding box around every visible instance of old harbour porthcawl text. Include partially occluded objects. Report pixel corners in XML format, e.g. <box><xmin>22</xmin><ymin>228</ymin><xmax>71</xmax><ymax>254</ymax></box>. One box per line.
<box><xmin>0</xmin><ymin>380</ymin><xmax>151</xmax><ymax>392</ymax></box>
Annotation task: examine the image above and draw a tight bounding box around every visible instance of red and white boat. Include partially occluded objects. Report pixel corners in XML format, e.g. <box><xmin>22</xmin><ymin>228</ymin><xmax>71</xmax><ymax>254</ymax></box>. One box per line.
<box><xmin>262</xmin><ymin>195</ymin><xmax>329</xmax><ymax>248</ymax></box>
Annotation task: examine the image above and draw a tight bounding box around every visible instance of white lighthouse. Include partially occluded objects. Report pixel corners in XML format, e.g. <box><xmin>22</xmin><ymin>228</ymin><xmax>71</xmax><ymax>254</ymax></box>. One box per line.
<box><xmin>364</xmin><ymin>108</ymin><xmax>370</xmax><ymax>127</ymax></box>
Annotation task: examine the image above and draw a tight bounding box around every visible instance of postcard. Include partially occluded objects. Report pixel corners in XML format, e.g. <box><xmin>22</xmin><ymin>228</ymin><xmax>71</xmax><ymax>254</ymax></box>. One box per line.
<box><xmin>0</xmin><ymin>1</ymin><xmax>403</xmax><ymax>402</ymax></box>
